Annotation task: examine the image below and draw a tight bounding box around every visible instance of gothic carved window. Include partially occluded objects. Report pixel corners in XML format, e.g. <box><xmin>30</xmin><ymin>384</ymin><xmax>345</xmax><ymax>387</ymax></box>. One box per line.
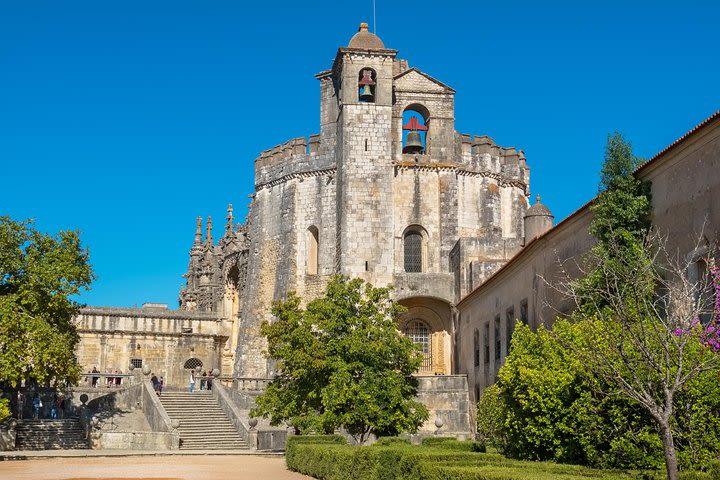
<box><xmin>404</xmin><ymin>230</ymin><xmax>423</xmax><ymax>273</ymax></box>
<box><xmin>307</xmin><ymin>226</ymin><xmax>319</xmax><ymax>275</ymax></box>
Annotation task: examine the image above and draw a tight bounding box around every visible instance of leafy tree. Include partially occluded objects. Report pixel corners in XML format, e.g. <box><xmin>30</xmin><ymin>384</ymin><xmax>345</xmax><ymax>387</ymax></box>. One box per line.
<box><xmin>251</xmin><ymin>275</ymin><xmax>429</xmax><ymax>444</ymax></box>
<box><xmin>0</xmin><ymin>216</ymin><xmax>94</xmax><ymax>388</ymax></box>
<box><xmin>489</xmin><ymin>321</ymin><xmax>663</xmax><ymax>469</ymax></box>
<box><xmin>558</xmin><ymin>133</ymin><xmax>720</xmax><ymax>480</ymax></box>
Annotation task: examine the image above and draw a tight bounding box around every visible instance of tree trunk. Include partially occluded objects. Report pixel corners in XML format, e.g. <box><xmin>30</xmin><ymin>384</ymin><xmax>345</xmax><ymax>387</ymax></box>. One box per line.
<box><xmin>659</xmin><ymin>420</ymin><xmax>679</xmax><ymax>480</ymax></box>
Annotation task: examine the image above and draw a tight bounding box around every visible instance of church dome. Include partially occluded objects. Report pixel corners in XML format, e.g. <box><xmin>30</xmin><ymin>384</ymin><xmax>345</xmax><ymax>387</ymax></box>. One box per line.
<box><xmin>348</xmin><ymin>22</ymin><xmax>385</xmax><ymax>50</ymax></box>
<box><xmin>525</xmin><ymin>195</ymin><xmax>552</xmax><ymax>217</ymax></box>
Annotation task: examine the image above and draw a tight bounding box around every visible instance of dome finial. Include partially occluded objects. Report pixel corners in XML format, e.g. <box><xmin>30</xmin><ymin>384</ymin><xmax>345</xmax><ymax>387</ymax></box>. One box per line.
<box><xmin>359</xmin><ymin>22</ymin><xmax>369</xmax><ymax>32</ymax></box>
<box><xmin>536</xmin><ymin>194</ymin><xmax>541</xmax><ymax>204</ymax></box>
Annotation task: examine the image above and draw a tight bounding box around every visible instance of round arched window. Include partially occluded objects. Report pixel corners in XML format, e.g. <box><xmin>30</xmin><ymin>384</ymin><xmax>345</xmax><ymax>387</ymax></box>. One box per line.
<box><xmin>404</xmin><ymin>320</ymin><xmax>429</xmax><ymax>353</ymax></box>
<box><xmin>183</xmin><ymin>358</ymin><xmax>203</xmax><ymax>370</ymax></box>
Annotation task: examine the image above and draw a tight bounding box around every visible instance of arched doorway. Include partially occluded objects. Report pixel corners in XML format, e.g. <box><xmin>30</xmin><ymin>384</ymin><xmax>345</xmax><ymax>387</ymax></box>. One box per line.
<box><xmin>397</xmin><ymin>297</ymin><xmax>453</xmax><ymax>375</ymax></box>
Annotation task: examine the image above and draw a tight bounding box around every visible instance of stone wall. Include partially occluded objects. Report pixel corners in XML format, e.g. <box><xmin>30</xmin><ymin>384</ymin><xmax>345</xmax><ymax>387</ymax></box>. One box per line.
<box><xmin>75</xmin><ymin>306</ymin><xmax>226</xmax><ymax>388</ymax></box>
<box><xmin>457</xmin><ymin>111</ymin><xmax>720</xmax><ymax>402</ymax></box>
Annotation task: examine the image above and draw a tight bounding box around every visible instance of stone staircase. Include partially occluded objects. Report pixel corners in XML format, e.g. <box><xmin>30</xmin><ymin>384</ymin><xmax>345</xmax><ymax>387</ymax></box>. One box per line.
<box><xmin>159</xmin><ymin>390</ymin><xmax>248</xmax><ymax>450</ymax></box>
<box><xmin>15</xmin><ymin>419</ymin><xmax>89</xmax><ymax>450</ymax></box>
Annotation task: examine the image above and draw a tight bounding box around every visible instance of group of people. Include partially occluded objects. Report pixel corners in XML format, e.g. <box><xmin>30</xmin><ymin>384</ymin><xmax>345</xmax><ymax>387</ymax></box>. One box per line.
<box><xmin>88</xmin><ymin>366</ymin><xmax>124</xmax><ymax>387</ymax></box>
<box><xmin>188</xmin><ymin>370</ymin><xmax>214</xmax><ymax>393</ymax></box>
<box><xmin>15</xmin><ymin>391</ymin><xmax>67</xmax><ymax>420</ymax></box>
<box><xmin>150</xmin><ymin>373</ymin><xmax>164</xmax><ymax>396</ymax></box>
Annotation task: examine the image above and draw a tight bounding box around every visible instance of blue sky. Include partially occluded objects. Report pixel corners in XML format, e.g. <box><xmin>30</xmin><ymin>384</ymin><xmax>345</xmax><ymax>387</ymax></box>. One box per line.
<box><xmin>1</xmin><ymin>1</ymin><xmax>718</xmax><ymax>308</ymax></box>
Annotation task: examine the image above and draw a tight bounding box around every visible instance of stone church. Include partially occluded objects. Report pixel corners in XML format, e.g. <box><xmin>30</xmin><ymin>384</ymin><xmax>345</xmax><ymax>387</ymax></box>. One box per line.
<box><xmin>172</xmin><ymin>23</ymin><xmax>540</xmax><ymax>380</ymax></box>
<box><xmin>73</xmin><ymin>23</ymin><xmax>719</xmax><ymax>426</ymax></box>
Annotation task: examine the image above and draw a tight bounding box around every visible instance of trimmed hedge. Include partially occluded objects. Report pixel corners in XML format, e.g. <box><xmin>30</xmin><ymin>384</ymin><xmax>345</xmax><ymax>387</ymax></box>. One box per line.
<box><xmin>285</xmin><ymin>439</ymin><xmax>643</xmax><ymax>480</ymax></box>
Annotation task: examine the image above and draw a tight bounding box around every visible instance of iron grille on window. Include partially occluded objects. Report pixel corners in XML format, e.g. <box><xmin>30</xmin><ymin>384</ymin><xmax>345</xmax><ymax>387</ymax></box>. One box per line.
<box><xmin>404</xmin><ymin>320</ymin><xmax>429</xmax><ymax>353</ymax></box>
<box><xmin>473</xmin><ymin>330</ymin><xmax>480</xmax><ymax>367</ymax></box>
<box><xmin>183</xmin><ymin>358</ymin><xmax>203</xmax><ymax>370</ymax></box>
<box><xmin>404</xmin><ymin>231</ymin><xmax>422</xmax><ymax>272</ymax></box>
<box><xmin>494</xmin><ymin>316</ymin><xmax>501</xmax><ymax>360</ymax></box>
<box><xmin>130</xmin><ymin>358</ymin><xmax>142</xmax><ymax>369</ymax></box>
<box><xmin>484</xmin><ymin>323</ymin><xmax>490</xmax><ymax>365</ymax></box>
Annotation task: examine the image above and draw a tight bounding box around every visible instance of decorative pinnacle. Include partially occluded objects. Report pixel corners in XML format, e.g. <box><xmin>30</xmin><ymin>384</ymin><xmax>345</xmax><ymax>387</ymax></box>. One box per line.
<box><xmin>206</xmin><ymin>216</ymin><xmax>213</xmax><ymax>245</ymax></box>
<box><xmin>359</xmin><ymin>22</ymin><xmax>369</xmax><ymax>32</ymax></box>
<box><xmin>226</xmin><ymin>204</ymin><xmax>234</xmax><ymax>234</ymax></box>
<box><xmin>536</xmin><ymin>194</ymin><xmax>541</xmax><ymax>204</ymax></box>
<box><xmin>194</xmin><ymin>216</ymin><xmax>203</xmax><ymax>246</ymax></box>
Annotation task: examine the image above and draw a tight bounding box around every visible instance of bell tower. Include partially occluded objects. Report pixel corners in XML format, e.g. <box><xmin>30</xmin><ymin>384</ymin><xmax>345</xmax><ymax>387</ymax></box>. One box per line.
<box><xmin>333</xmin><ymin>23</ymin><xmax>397</xmax><ymax>284</ymax></box>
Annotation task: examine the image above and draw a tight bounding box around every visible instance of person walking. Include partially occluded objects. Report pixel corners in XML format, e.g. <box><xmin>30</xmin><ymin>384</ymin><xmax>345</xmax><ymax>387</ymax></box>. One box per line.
<box><xmin>16</xmin><ymin>390</ymin><xmax>24</xmax><ymax>420</ymax></box>
<box><xmin>91</xmin><ymin>366</ymin><xmax>99</xmax><ymax>388</ymax></box>
<box><xmin>189</xmin><ymin>370</ymin><xmax>196</xmax><ymax>393</ymax></box>
<box><xmin>56</xmin><ymin>395</ymin><xmax>65</xmax><ymax>419</ymax></box>
<box><xmin>32</xmin><ymin>395</ymin><xmax>41</xmax><ymax>419</ymax></box>
<box><xmin>158</xmin><ymin>377</ymin><xmax>164</xmax><ymax>396</ymax></box>
<box><xmin>200</xmin><ymin>371</ymin><xmax>207</xmax><ymax>391</ymax></box>
<box><xmin>151</xmin><ymin>374</ymin><xmax>160</xmax><ymax>396</ymax></box>
<box><xmin>207</xmin><ymin>371</ymin><xmax>213</xmax><ymax>391</ymax></box>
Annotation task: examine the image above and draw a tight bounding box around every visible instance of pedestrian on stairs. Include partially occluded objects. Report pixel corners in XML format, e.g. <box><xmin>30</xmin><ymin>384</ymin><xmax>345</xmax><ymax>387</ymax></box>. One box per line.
<box><xmin>159</xmin><ymin>377</ymin><xmax>164</xmax><ymax>396</ymax></box>
<box><xmin>32</xmin><ymin>395</ymin><xmax>41</xmax><ymax>419</ymax></box>
<box><xmin>200</xmin><ymin>370</ymin><xmax>207</xmax><ymax>390</ymax></box>
<box><xmin>151</xmin><ymin>373</ymin><xmax>160</xmax><ymax>396</ymax></box>
<box><xmin>16</xmin><ymin>390</ymin><xmax>24</xmax><ymax>420</ymax></box>
<box><xmin>189</xmin><ymin>370</ymin><xmax>196</xmax><ymax>393</ymax></box>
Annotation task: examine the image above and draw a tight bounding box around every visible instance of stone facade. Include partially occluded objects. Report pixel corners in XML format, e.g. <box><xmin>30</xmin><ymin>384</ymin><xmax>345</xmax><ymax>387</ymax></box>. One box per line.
<box><xmin>456</xmin><ymin>110</ymin><xmax>720</xmax><ymax>403</ymax></box>
<box><xmin>175</xmin><ymin>24</ymin><xmax>531</xmax><ymax>378</ymax></box>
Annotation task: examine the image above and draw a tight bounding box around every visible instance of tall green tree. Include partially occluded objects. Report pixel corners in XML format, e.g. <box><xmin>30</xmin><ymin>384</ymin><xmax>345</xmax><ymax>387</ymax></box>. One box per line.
<box><xmin>251</xmin><ymin>276</ymin><xmax>429</xmax><ymax>444</ymax></box>
<box><xmin>561</xmin><ymin>133</ymin><xmax>720</xmax><ymax>480</ymax></box>
<box><xmin>0</xmin><ymin>216</ymin><xmax>94</xmax><ymax>389</ymax></box>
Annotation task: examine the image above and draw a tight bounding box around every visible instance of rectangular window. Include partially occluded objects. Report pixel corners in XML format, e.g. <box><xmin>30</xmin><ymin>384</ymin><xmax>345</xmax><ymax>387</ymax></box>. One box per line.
<box><xmin>130</xmin><ymin>358</ymin><xmax>143</xmax><ymax>369</ymax></box>
<box><xmin>520</xmin><ymin>300</ymin><xmax>528</xmax><ymax>326</ymax></box>
<box><xmin>494</xmin><ymin>315</ymin><xmax>501</xmax><ymax>360</ymax></box>
<box><xmin>506</xmin><ymin>308</ymin><xmax>515</xmax><ymax>354</ymax></box>
<box><xmin>483</xmin><ymin>322</ymin><xmax>490</xmax><ymax>366</ymax></box>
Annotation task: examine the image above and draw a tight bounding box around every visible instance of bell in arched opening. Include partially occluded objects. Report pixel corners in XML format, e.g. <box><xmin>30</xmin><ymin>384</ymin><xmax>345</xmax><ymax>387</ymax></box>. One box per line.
<box><xmin>402</xmin><ymin>116</ymin><xmax>428</xmax><ymax>154</ymax></box>
<box><xmin>358</xmin><ymin>69</ymin><xmax>376</xmax><ymax>102</ymax></box>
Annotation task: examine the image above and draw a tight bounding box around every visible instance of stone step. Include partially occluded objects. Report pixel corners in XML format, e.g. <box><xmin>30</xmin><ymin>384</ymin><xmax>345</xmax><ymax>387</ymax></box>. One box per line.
<box><xmin>15</xmin><ymin>418</ymin><xmax>89</xmax><ymax>450</ymax></box>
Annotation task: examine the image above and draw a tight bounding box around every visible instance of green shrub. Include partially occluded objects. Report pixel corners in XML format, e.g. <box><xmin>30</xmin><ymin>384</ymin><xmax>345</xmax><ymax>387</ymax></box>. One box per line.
<box><xmin>421</xmin><ymin>436</ymin><xmax>458</xmax><ymax>446</ymax></box>
<box><xmin>375</xmin><ymin>436</ymin><xmax>411</xmax><ymax>446</ymax></box>
<box><xmin>285</xmin><ymin>440</ymin><xmax>643</xmax><ymax>480</ymax></box>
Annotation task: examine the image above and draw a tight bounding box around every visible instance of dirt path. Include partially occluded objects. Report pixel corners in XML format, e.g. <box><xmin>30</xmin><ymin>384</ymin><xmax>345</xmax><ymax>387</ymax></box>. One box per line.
<box><xmin>0</xmin><ymin>455</ymin><xmax>313</xmax><ymax>480</ymax></box>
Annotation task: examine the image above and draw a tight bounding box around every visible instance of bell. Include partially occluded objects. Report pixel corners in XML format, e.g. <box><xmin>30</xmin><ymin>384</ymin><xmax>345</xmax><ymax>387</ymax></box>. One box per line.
<box><xmin>359</xmin><ymin>84</ymin><xmax>374</xmax><ymax>102</ymax></box>
<box><xmin>403</xmin><ymin>131</ymin><xmax>424</xmax><ymax>154</ymax></box>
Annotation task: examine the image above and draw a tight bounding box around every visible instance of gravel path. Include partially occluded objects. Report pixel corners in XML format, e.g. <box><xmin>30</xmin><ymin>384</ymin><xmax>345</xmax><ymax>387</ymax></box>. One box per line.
<box><xmin>0</xmin><ymin>455</ymin><xmax>312</xmax><ymax>480</ymax></box>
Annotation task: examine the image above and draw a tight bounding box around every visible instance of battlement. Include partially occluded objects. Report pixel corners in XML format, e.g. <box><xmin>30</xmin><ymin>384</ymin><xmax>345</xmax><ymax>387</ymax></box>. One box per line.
<box><xmin>254</xmin><ymin>134</ymin><xmax>335</xmax><ymax>188</ymax></box>
<box><xmin>456</xmin><ymin>133</ymin><xmax>529</xmax><ymax>188</ymax></box>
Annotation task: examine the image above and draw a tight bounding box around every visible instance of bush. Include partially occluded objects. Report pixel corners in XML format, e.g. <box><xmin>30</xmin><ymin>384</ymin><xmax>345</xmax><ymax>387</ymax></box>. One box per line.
<box><xmin>476</xmin><ymin>384</ymin><xmax>504</xmax><ymax>445</ymax></box>
<box><xmin>375</xmin><ymin>436</ymin><xmax>411</xmax><ymax>446</ymax></box>
<box><xmin>285</xmin><ymin>438</ymin><xmax>644</xmax><ymax>480</ymax></box>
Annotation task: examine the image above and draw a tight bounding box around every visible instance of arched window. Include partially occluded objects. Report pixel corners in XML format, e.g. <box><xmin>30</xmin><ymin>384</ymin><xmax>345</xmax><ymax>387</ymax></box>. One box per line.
<box><xmin>402</xmin><ymin>104</ymin><xmax>429</xmax><ymax>154</ymax></box>
<box><xmin>404</xmin><ymin>320</ymin><xmax>430</xmax><ymax>354</ymax></box>
<box><xmin>404</xmin><ymin>230</ymin><xmax>423</xmax><ymax>272</ymax></box>
<box><xmin>307</xmin><ymin>226</ymin><xmax>319</xmax><ymax>275</ymax></box>
<box><xmin>358</xmin><ymin>68</ymin><xmax>376</xmax><ymax>103</ymax></box>
<box><xmin>183</xmin><ymin>358</ymin><xmax>203</xmax><ymax>370</ymax></box>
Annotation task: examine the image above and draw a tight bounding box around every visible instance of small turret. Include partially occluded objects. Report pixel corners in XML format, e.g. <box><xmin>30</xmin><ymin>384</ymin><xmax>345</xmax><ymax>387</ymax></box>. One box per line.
<box><xmin>524</xmin><ymin>195</ymin><xmax>554</xmax><ymax>244</ymax></box>
<box><xmin>205</xmin><ymin>216</ymin><xmax>213</xmax><ymax>246</ymax></box>
<box><xmin>193</xmin><ymin>216</ymin><xmax>203</xmax><ymax>247</ymax></box>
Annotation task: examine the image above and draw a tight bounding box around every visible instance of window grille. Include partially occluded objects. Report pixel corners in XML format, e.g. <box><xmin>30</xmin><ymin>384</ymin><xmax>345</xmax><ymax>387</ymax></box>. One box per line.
<box><xmin>483</xmin><ymin>323</ymin><xmax>490</xmax><ymax>365</ymax></box>
<box><xmin>183</xmin><ymin>358</ymin><xmax>203</xmax><ymax>370</ymax></box>
<box><xmin>473</xmin><ymin>329</ymin><xmax>480</xmax><ymax>368</ymax></box>
<box><xmin>404</xmin><ymin>231</ymin><xmax>422</xmax><ymax>272</ymax></box>
<box><xmin>494</xmin><ymin>316</ymin><xmax>501</xmax><ymax>360</ymax></box>
<box><xmin>404</xmin><ymin>320</ymin><xmax>429</xmax><ymax>353</ymax></box>
<box><xmin>130</xmin><ymin>358</ymin><xmax>143</xmax><ymax>369</ymax></box>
